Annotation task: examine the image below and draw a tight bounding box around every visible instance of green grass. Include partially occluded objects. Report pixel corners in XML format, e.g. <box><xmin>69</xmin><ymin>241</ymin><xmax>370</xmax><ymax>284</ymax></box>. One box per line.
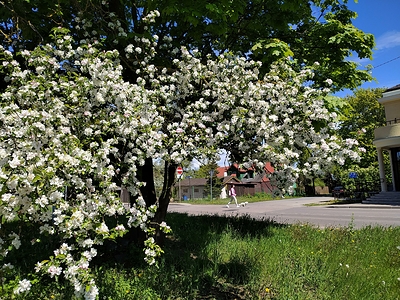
<box><xmin>3</xmin><ymin>213</ymin><xmax>400</xmax><ymax>299</ymax></box>
<box><xmin>305</xmin><ymin>198</ymin><xmax>362</xmax><ymax>206</ymax></box>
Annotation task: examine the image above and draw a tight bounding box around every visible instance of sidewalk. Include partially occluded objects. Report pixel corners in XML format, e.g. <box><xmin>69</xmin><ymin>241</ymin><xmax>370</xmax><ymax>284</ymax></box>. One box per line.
<box><xmin>327</xmin><ymin>203</ymin><xmax>400</xmax><ymax>209</ymax></box>
<box><xmin>168</xmin><ymin>197</ymin><xmax>400</xmax><ymax>229</ymax></box>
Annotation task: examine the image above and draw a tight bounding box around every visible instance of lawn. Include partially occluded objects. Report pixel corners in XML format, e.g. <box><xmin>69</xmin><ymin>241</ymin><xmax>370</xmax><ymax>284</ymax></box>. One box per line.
<box><xmin>3</xmin><ymin>212</ymin><xmax>400</xmax><ymax>299</ymax></box>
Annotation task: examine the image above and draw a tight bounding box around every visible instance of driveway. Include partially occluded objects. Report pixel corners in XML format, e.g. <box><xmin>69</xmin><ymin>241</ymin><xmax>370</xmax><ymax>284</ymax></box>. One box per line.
<box><xmin>168</xmin><ymin>197</ymin><xmax>400</xmax><ymax>229</ymax></box>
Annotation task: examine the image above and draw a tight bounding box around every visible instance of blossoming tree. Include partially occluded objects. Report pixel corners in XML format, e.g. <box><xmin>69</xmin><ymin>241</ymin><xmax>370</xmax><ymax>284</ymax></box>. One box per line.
<box><xmin>0</xmin><ymin>11</ymin><xmax>363</xmax><ymax>298</ymax></box>
<box><xmin>0</xmin><ymin>0</ymin><xmax>375</xmax><ymax>92</ymax></box>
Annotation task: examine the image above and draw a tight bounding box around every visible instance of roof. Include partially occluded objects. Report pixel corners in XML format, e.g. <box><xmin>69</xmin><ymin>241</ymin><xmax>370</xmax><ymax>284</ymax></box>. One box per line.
<box><xmin>242</xmin><ymin>173</ymin><xmax>271</xmax><ymax>183</ymax></box>
<box><xmin>228</xmin><ymin>162</ymin><xmax>274</xmax><ymax>173</ymax></box>
<box><xmin>216</xmin><ymin>166</ymin><xmax>229</xmax><ymax>178</ymax></box>
<box><xmin>231</xmin><ymin>162</ymin><xmax>255</xmax><ymax>173</ymax></box>
<box><xmin>222</xmin><ymin>175</ymin><xmax>241</xmax><ymax>184</ymax></box>
<box><xmin>384</xmin><ymin>84</ymin><xmax>400</xmax><ymax>92</ymax></box>
<box><xmin>264</xmin><ymin>162</ymin><xmax>274</xmax><ymax>173</ymax></box>
<box><xmin>176</xmin><ymin>178</ymin><xmax>207</xmax><ymax>186</ymax></box>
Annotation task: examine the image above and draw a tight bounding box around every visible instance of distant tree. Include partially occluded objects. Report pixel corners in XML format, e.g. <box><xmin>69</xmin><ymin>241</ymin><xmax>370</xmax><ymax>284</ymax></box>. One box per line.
<box><xmin>338</xmin><ymin>88</ymin><xmax>386</xmax><ymax>167</ymax></box>
<box><xmin>195</xmin><ymin>161</ymin><xmax>222</xmax><ymax>198</ymax></box>
<box><xmin>195</xmin><ymin>160</ymin><xmax>219</xmax><ymax>178</ymax></box>
<box><xmin>333</xmin><ymin>88</ymin><xmax>388</xmax><ymax>191</ymax></box>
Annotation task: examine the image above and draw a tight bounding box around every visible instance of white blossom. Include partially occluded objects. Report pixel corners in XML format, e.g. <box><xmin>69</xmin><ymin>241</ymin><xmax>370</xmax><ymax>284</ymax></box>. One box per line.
<box><xmin>13</xmin><ymin>279</ymin><xmax>31</xmax><ymax>294</ymax></box>
<box><xmin>48</xmin><ymin>265</ymin><xmax>63</xmax><ymax>277</ymax></box>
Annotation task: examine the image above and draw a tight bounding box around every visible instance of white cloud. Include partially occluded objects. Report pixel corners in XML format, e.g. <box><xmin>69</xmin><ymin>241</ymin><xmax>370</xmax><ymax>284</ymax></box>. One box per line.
<box><xmin>376</xmin><ymin>31</ymin><xmax>400</xmax><ymax>50</ymax></box>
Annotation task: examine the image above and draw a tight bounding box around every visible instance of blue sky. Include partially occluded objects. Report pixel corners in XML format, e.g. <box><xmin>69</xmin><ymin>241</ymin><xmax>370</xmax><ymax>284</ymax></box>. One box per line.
<box><xmin>336</xmin><ymin>0</ymin><xmax>400</xmax><ymax>97</ymax></box>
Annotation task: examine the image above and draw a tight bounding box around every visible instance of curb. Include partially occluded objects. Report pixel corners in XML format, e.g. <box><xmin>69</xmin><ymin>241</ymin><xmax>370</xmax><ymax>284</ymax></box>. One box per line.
<box><xmin>326</xmin><ymin>204</ymin><xmax>400</xmax><ymax>209</ymax></box>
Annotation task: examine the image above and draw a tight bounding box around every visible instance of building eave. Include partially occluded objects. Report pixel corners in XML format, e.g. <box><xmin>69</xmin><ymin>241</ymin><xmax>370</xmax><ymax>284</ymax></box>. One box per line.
<box><xmin>380</xmin><ymin>85</ymin><xmax>400</xmax><ymax>104</ymax></box>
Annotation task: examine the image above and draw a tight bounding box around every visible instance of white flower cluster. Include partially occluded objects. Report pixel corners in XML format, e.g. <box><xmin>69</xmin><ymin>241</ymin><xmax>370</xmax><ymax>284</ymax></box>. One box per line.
<box><xmin>132</xmin><ymin>48</ymin><xmax>362</xmax><ymax>191</ymax></box>
<box><xmin>13</xmin><ymin>279</ymin><xmax>32</xmax><ymax>295</ymax></box>
<box><xmin>0</xmin><ymin>9</ymin><xmax>361</xmax><ymax>298</ymax></box>
<box><xmin>0</xmin><ymin>25</ymin><xmax>167</xmax><ymax>299</ymax></box>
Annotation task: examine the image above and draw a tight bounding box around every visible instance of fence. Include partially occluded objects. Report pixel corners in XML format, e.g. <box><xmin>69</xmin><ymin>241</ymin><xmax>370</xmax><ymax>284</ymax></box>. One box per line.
<box><xmin>386</xmin><ymin>118</ymin><xmax>399</xmax><ymax>126</ymax></box>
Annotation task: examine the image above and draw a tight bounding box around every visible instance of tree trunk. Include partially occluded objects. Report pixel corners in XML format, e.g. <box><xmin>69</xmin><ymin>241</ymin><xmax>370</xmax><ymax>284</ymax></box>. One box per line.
<box><xmin>139</xmin><ymin>157</ymin><xmax>158</xmax><ymax>207</ymax></box>
<box><xmin>127</xmin><ymin>157</ymin><xmax>157</xmax><ymax>246</ymax></box>
<box><xmin>130</xmin><ymin>158</ymin><xmax>176</xmax><ymax>246</ymax></box>
<box><xmin>153</xmin><ymin>160</ymin><xmax>176</xmax><ymax>245</ymax></box>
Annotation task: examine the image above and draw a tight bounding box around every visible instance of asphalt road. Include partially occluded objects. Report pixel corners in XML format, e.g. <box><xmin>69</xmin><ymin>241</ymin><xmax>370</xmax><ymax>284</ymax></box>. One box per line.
<box><xmin>168</xmin><ymin>197</ymin><xmax>400</xmax><ymax>229</ymax></box>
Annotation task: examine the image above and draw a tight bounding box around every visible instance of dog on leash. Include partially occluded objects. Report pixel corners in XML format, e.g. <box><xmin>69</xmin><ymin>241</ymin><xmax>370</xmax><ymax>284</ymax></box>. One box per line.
<box><xmin>239</xmin><ymin>202</ymin><xmax>248</xmax><ymax>207</ymax></box>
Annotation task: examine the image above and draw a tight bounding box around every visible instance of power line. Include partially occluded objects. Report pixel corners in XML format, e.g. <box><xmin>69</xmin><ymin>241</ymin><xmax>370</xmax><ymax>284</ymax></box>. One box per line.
<box><xmin>373</xmin><ymin>55</ymin><xmax>400</xmax><ymax>69</ymax></box>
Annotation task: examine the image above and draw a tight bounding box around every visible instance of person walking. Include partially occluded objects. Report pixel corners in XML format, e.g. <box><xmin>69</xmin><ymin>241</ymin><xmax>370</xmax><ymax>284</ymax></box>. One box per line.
<box><xmin>226</xmin><ymin>184</ymin><xmax>239</xmax><ymax>208</ymax></box>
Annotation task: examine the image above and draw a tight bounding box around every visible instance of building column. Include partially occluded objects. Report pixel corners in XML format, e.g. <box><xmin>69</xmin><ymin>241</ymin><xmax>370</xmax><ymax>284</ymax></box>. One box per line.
<box><xmin>377</xmin><ymin>147</ymin><xmax>387</xmax><ymax>192</ymax></box>
<box><xmin>389</xmin><ymin>150</ymin><xmax>396</xmax><ymax>191</ymax></box>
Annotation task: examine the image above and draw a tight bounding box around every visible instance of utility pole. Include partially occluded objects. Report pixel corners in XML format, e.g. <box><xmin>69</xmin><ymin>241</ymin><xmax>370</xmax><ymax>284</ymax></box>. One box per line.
<box><xmin>177</xmin><ymin>166</ymin><xmax>183</xmax><ymax>201</ymax></box>
<box><xmin>210</xmin><ymin>170</ymin><xmax>214</xmax><ymax>200</ymax></box>
<box><xmin>187</xmin><ymin>176</ymin><xmax>192</xmax><ymax>199</ymax></box>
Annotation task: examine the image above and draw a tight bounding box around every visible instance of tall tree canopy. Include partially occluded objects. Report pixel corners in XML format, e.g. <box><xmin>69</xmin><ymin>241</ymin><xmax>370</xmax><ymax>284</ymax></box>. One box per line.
<box><xmin>338</xmin><ymin>88</ymin><xmax>386</xmax><ymax>168</ymax></box>
<box><xmin>1</xmin><ymin>0</ymin><xmax>374</xmax><ymax>91</ymax></box>
<box><xmin>333</xmin><ymin>88</ymin><xmax>387</xmax><ymax>191</ymax></box>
